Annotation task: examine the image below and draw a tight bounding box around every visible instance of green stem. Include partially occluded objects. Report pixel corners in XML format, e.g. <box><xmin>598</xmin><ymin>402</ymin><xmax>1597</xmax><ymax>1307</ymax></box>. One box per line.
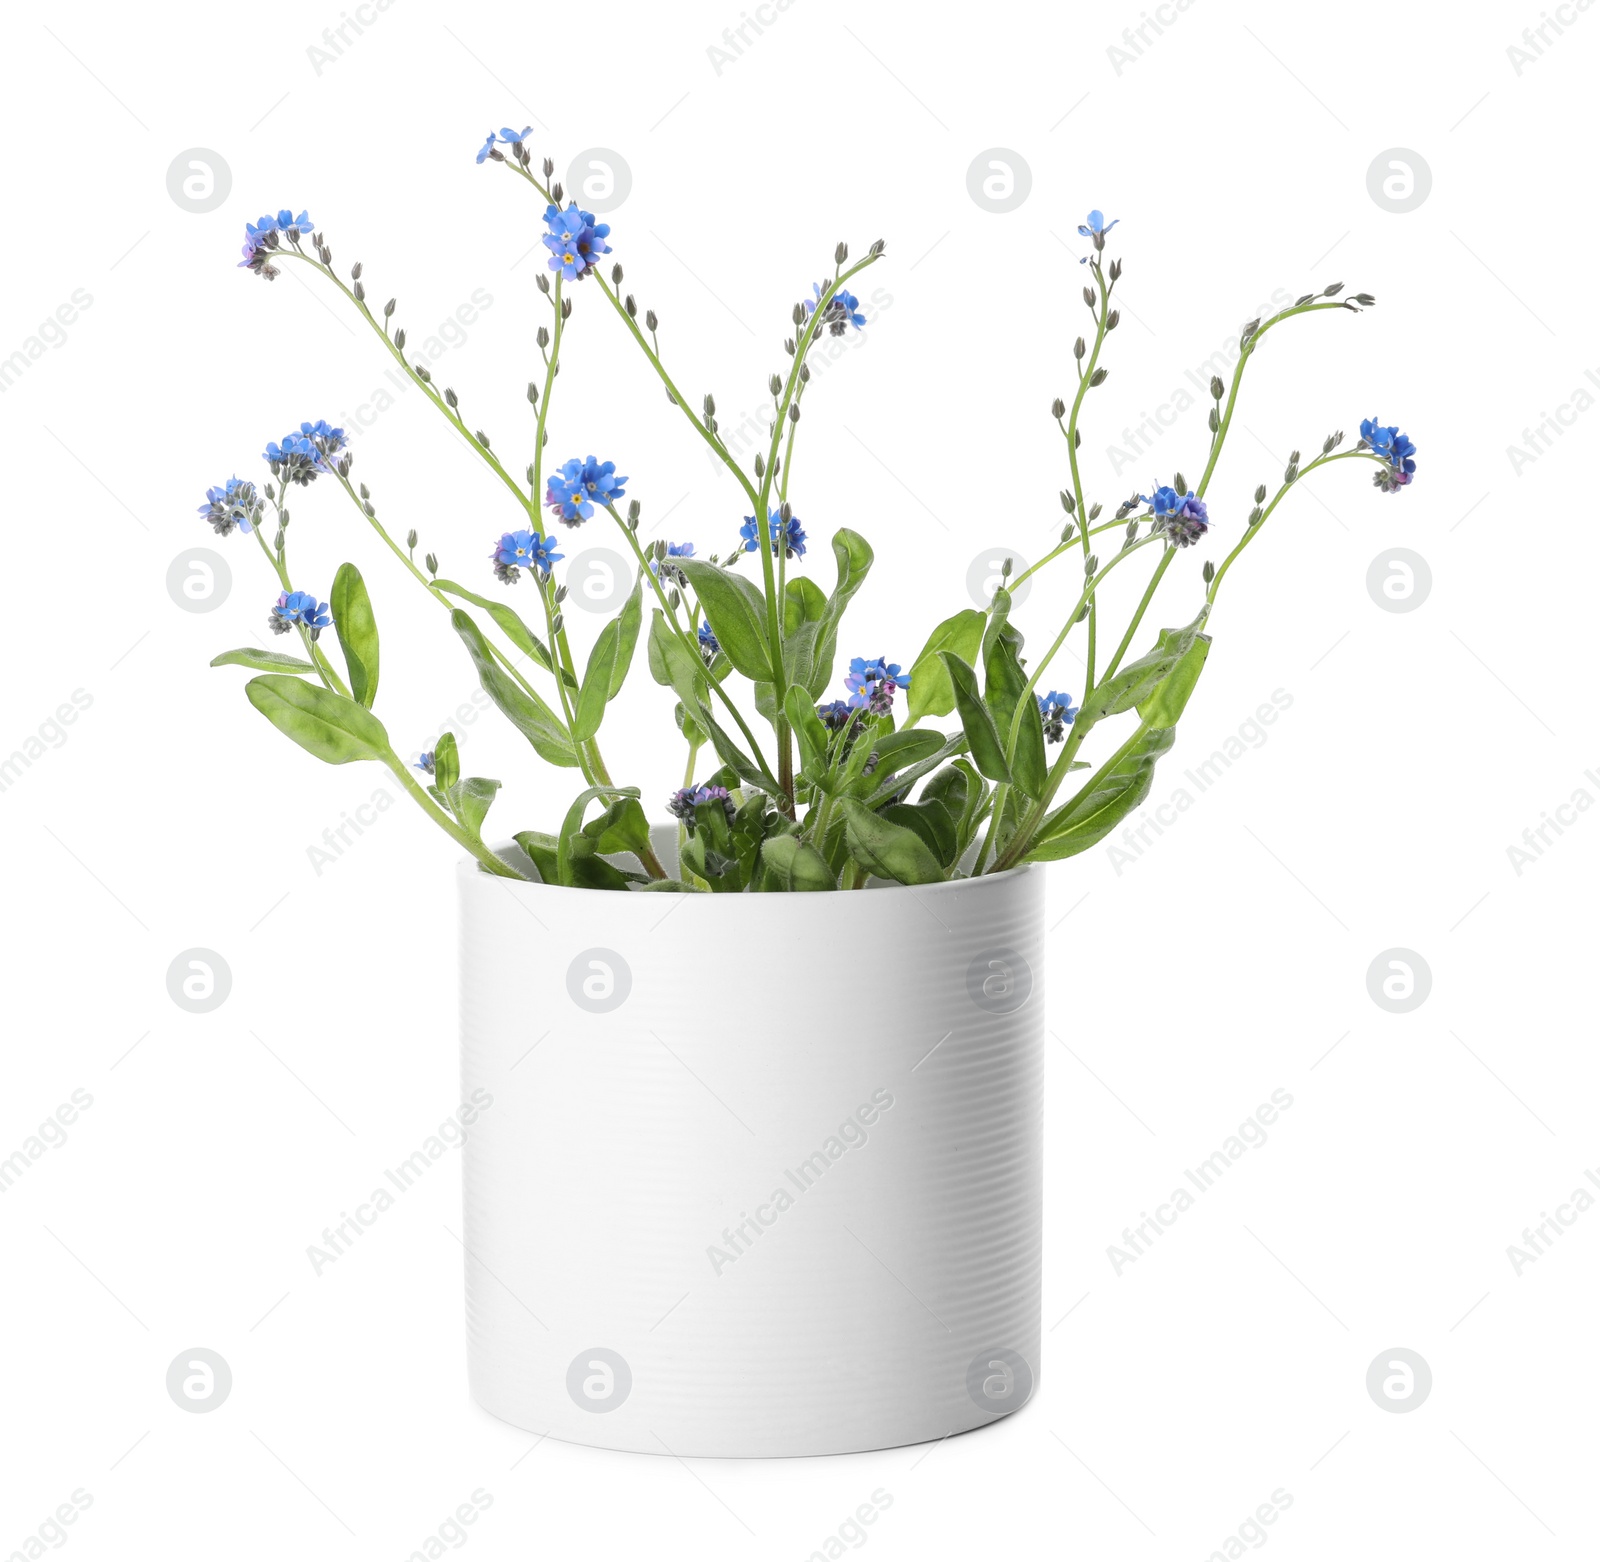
<box><xmin>1062</xmin><ymin>261</ymin><xmax>1113</xmax><ymax>689</ymax></box>
<box><xmin>1101</xmin><ymin>546</ymin><xmax>1174</xmax><ymax>683</ymax></box>
<box><xmin>383</xmin><ymin>752</ymin><xmax>524</xmax><ymax>878</ymax></box>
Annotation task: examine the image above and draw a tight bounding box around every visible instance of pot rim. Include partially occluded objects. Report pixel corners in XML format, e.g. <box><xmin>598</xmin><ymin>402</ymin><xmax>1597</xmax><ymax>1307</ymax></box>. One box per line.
<box><xmin>463</xmin><ymin>831</ymin><xmax>1035</xmax><ymax>900</ymax></box>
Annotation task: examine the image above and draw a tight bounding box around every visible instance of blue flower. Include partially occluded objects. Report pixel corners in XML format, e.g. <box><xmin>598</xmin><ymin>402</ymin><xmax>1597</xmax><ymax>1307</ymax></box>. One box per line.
<box><xmin>198</xmin><ymin>477</ymin><xmax>261</xmax><ymax>537</ymax></box>
<box><xmin>653</xmin><ymin>540</ymin><xmax>696</xmax><ymax>585</ymax></box>
<box><xmin>264</xmin><ymin>420</ymin><xmax>348</xmax><ymax>485</ymax></box>
<box><xmin>546</xmin><ymin>456</ymin><xmax>627</xmax><ymax>525</ymax></box>
<box><xmin>499</xmin><ymin>126</ymin><xmax>533</xmax><ymax>145</ymax></box>
<box><xmin>844</xmin><ymin>655</ymin><xmax>911</xmax><ymax>714</ymax></box>
<box><xmin>1037</xmin><ymin>690</ymin><xmax>1079</xmax><ymax>744</ymax></box>
<box><xmin>1361</xmin><ymin>417</ymin><xmax>1417</xmax><ymax>491</ymax></box>
<box><xmin>415</xmin><ymin>751</ymin><xmax>436</xmax><ymax>775</ymax></box>
<box><xmin>1076</xmin><ymin>209</ymin><xmax>1118</xmax><ymax>262</ymax></box>
<box><xmin>491</xmin><ymin>528</ymin><xmax>562</xmax><ymax>583</ymax></box>
<box><xmin>698</xmin><ymin>620</ymin><xmax>720</xmax><ymax>658</ymax></box>
<box><xmin>740</xmin><ymin>509</ymin><xmax>807</xmax><ymax>559</ymax></box>
<box><xmin>805</xmin><ymin>282</ymin><xmax>866</xmax><ymax>335</ymax></box>
<box><xmin>238</xmin><ymin>210</ymin><xmax>311</xmax><ymax>279</ymax></box>
<box><xmin>475</xmin><ymin>133</ymin><xmax>498</xmax><ymax>164</ymax></box>
<box><xmin>816</xmin><ymin>699</ymin><xmax>854</xmax><ymax>732</ymax></box>
<box><xmin>542</xmin><ymin>202</ymin><xmax>612</xmax><ymax>282</ymax></box>
<box><xmin>668</xmin><ymin>784</ymin><xmax>735</xmax><ymax>831</ymax></box>
<box><xmin>1140</xmin><ymin>484</ymin><xmax>1210</xmax><ymax>546</ymax></box>
<box><xmin>272</xmin><ymin>590</ymin><xmax>332</xmax><ymax>631</ymax></box>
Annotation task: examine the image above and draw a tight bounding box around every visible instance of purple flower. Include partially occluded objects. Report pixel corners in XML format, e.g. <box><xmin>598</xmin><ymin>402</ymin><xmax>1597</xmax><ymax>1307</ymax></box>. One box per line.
<box><xmin>1141</xmin><ymin>484</ymin><xmax>1210</xmax><ymax>547</ymax></box>
<box><xmin>668</xmin><ymin>784</ymin><xmax>735</xmax><ymax>832</ymax></box>
<box><xmin>238</xmin><ymin>209</ymin><xmax>312</xmax><ymax>280</ymax></box>
<box><xmin>1361</xmin><ymin>417</ymin><xmax>1417</xmax><ymax>492</ymax></box>
<box><xmin>198</xmin><ymin>477</ymin><xmax>261</xmax><ymax>537</ymax></box>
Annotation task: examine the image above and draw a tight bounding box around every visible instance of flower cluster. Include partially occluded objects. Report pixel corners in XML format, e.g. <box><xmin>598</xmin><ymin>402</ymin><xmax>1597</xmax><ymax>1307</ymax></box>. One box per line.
<box><xmin>667</xmin><ymin>784</ymin><xmax>735</xmax><ymax>831</ymax></box>
<box><xmin>698</xmin><ymin>620</ymin><xmax>720</xmax><ymax>664</ymax></box>
<box><xmin>543</xmin><ymin>203</ymin><xmax>612</xmax><ymax>283</ymax></box>
<box><xmin>1141</xmin><ymin>485</ymin><xmax>1210</xmax><ymax>547</ymax></box>
<box><xmin>740</xmin><ymin>509</ymin><xmax>807</xmax><ymax>559</ymax></box>
<box><xmin>1360</xmin><ymin>417</ymin><xmax>1417</xmax><ymax>492</ymax></box>
<box><xmin>270</xmin><ymin>590</ymin><xmax>331</xmax><ymax>636</ymax></box>
<box><xmin>844</xmin><ymin>656</ymin><xmax>910</xmax><ymax>715</ymax></box>
<box><xmin>653</xmin><ymin>541</ymin><xmax>696</xmax><ymax>587</ymax></box>
<box><xmin>817</xmin><ymin>699</ymin><xmax>854</xmax><ymax>732</ymax></box>
<box><xmin>546</xmin><ymin>456</ymin><xmax>627</xmax><ymax>525</ymax></box>
<box><xmin>1037</xmin><ymin>690</ymin><xmax>1079</xmax><ymax>744</ymax></box>
<box><xmin>476</xmin><ymin>126</ymin><xmax>532</xmax><ymax>164</ymax></box>
<box><xmin>491</xmin><ymin>528</ymin><xmax>562</xmax><ymax>585</ymax></box>
<box><xmin>805</xmin><ymin>283</ymin><xmax>866</xmax><ymax>335</ymax></box>
<box><xmin>239</xmin><ymin>209</ymin><xmax>312</xmax><ymax>280</ymax></box>
<box><xmin>198</xmin><ymin>477</ymin><xmax>262</xmax><ymax>537</ymax></box>
<box><xmin>264</xmin><ymin>421</ymin><xmax>348</xmax><ymax>486</ymax></box>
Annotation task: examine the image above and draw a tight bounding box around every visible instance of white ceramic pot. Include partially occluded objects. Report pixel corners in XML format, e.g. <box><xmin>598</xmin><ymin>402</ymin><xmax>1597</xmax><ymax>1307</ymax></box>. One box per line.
<box><xmin>457</xmin><ymin>828</ymin><xmax>1044</xmax><ymax>1457</ymax></box>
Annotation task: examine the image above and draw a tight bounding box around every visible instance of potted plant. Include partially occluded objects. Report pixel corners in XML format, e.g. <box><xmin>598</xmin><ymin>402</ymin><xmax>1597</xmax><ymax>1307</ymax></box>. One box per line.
<box><xmin>203</xmin><ymin>142</ymin><xmax>1416</xmax><ymax>1456</ymax></box>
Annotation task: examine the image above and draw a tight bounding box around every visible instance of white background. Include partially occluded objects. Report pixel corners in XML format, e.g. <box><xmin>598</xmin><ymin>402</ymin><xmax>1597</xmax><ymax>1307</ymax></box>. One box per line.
<box><xmin>1</xmin><ymin>0</ymin><xmax>1594</xmax><ymax>1557</ymax></box>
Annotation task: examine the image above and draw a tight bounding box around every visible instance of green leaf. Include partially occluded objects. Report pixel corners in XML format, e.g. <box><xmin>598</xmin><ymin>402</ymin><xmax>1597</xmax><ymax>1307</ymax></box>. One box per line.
<box><xmin>938</xmin><ymin>651</ymin><xmax>1011</xmax><ymax>784</ymax></box>
<box><xmin>584</xmin><ymin>795</ymin><xmax>653</xmax><ymax>859</ymax></box>
<box><xmin>807</xmin><ymin>529</ymin><xmax>875</xmax><ymax>698</ymax></box>
<box><xmin>1024</xmin><ymin>723</ymin><xmax>1176</xmax><ymax>862</ymax></box>
<box><xmin>573</xmin><ymin>623</ymin><xmax>620</xmax><ymax>742</ymax></box>
<box><xmin>209</xmin><ymin>648</ymin><xmax>317</xmax><ymax>675</ymax></box>
<box><xmin>244</xmin><ymin>675</ymin><xmax>390</xmax><ymax>765</ymax></box>
<box><xmin>785</xmin><ymin>683</ymin><xmax>833</xmax><ymax>783</ymax></box>
<box><xmin>608</xmin><ymin>580</ymin><xmax>644</xmax><ymax>699</ymax></box>
<box><xmin>883</xmin><ymin>801</ymin><xmax>958</xmax><ymax>867</ymax></box>
<box><xmin>760</xmin><ymin>832</ymin><xmax>836</xmax><ymax>891</ymax></box>
<box><xmin>639</xmin><ymin>878</ymin><xmax>708</xmax><ymax>893</ymax></box>
<box><xmin>648</xmin><ymin>610</ymin><xmax>708</xmax><ymax>714</ymax></box>
<box><xmin>839</xmin><ymin>797</ymin><xmax>947</xmax><ymax>886</ymax></box>
<box><xmin>1078</xmin><ymin>608</ymin><xmax>1210</xmax><ymax>732</ymax></box>
<box><xmin>513</xmin><ymin>830</ymin><xmax>560</xmax><ymax>884</ymax></box>
<box><xmin>983</xmin><ymin>626</ymin><xmax>1029</xmax><ymax>734</ymax></box>
<box><xmin>1137</xmin><ymin>631</ymin><xmax>1211</xmax><ymax>728</ymax></box>
<box><xmin>906</xmin><ymin>609</ymin><xmax>986</xmax><ymax>721</ymax></box>
<box><xmin>434</xmin><ymin>732</ymin><xmax>461</xmax><ymax>793</ymax></box>
<box><xmin>862</xmin><ymin>732</ymin><xmax>970</xmax><ymax>811</ymax></box>
<box><xmin>556</xmin><ymin>785</ymin><xmax>642</xmax><ymax>888</ymax></box>
<box><xmin>783</xmin><ymin>576</ymin><xmax>828</xmax><ymax>635</ymax></box>
<box><xmin>451</xmin><ymin>609</ymin><xmax>579</xmax><ymax>768</ymax></box>
<box><xmin>330</xmin><ymin>562</ymin><xmax>380</xmax><ymax>709</ymax></box>
<box><xmin>870</xmin><ymin>727</ymin><xmax>947</xmax><ymax>774</ymax></box>
<box><xmin>676</xmin><ymin>559</ymin><xmax>773</xmax><ymax>681</ymax></box>
<box><xmin>435</xmin><ymin>579</ymin><xmax>570</xmax><ymax>686</ymax></box>
<box><xmin>449</xmin><ymin>776</ymin><xmax>501</xmax><ymax>840</ymax></box>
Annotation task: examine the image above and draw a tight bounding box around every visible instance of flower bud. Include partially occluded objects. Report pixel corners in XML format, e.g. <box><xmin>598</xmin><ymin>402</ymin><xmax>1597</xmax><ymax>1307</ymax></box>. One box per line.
<box><xmin>1210</xmin><ymin>375</ymin><xmax>1225</xmax><ymax>400</ymax></box>
<box><xmin>625</xmin><ymin>294</ymin><xmax>637</xmax><ymax>318</ymax></box>
<box><xmin>835</xmin><ymin>241</ymin><xmax>849</xmax><ymax>264</ymax></box>
<box><xmin>1051</xmin><ymin>397</ymin><xmax>1066</xmax><ymax>419</ymax></box>
<box><xmin>1254</xmin><ymin>484</ymin><xmax>1267</xmax><ymax>503</ymax></box>
<box><xmin>1324</xmin><ymin>281</ymin><xmax>1343</xmax><ymax>296</ymax></box>
<box><xmin>1173</xmin><ymin>472</ymin><xmax>1187</xmax><ymax>494</ymax></box>
<box><xmin>551</xmin><ymin>613</ymin><xmax>564</xmax><ymax>636</ymax></box>
<box><xmin>394</xmin><ymin>328</ymin><xmax>406</xmax><ymax>350</ymax></box>
<box><xmin>1001</xmin><ymin>557</ymin><xmax>1013</xmax><ymax>579</ymax></box>
<box><xmin>645</xmin><ymin>309</ymin><xmax>659</xmax><ymax>332</ymax></box>
<box><xmin>1296</xmin><ymin>293</ymin><xmax>1314</xmax><ymax>307</ymax></box>
<box><xmin>1076</xmin><ymin>602</ymin><xmax>1092</xmax><ymax>621</ymax></box>
<box><xmin>1105</xmin><ymin>310</ymin><xmax>1120</xmax><ymax>330</ymax></box>
<box><xmin>1074</xmin><ymin>336</ymin><xmax>1086</xmax><ymax>360</ymax></box>
<box><xmin>425</xmin><ymin>552</ymin><xmax>438</xmax><ymax>574</ymax></box>
<box><xmin>383</xmin><ymin>298</ymin><xmax>395</xmax><ymax>318</ymax></box>
<box><xmin>612</xmin><ymin>263</ymin><xmax>623</xmax><ymax>284</ymax></box>
<box><xmin>415</xmin><ymin>364</ymin><xmax>431</xmax><ymax>382</ymax></box>
<box><xmin>1088</xmin><ymin>502</ymin><xmax>1102</xmax><ymax>520</ymax></box>
<box><xmin>770</xmin><ymin>373</ymin><xmax>783</xmax><ymax>396</ymax></box>
<box><xmin>406</xmin><ymin>528</ymin><xmax>418</xmax><ymax>550</ymax></box>
<box><xmin>536</xmin><ymin>325</ymin><xmax>550</xmax><ymax>349</ymax></box>
<box><xmin>1089</xmin><ymin>367</ymin><xmax>1108</xmax><ymax>386</ymax></box>
<box><xmin>792</xmin><ymin>302</ymin><xmax>807</xmax><ymax>326</ymax></box>
<box><xmin>1208</xmin><ymin>407</ymin><xmax>1220</xmax><ymax>433</ymax></box>
<box><xmin>788</xmin><ymin>403</ymin><xmax>800</xmax><ymax>423</ymax></box>
<box><xmin>869</xmin><ymin>238</ymin><xmax>885</xmax><ymax>256</ymax></box>
<box><xmin>353</xmin><ymin>281</ymin><xmax>366</xmax><ymax>303</ymax></box>
<box><xmin>1203</xmin><ymin>559</ymin><xmax>1215</xmax><ymax>583</ymax></box>
<box><xmin>476</xmin><ymin>430</ymin><xmax>490</xmax><ymax>448</ymax></box>
<box><xmin>550</xmin><ymin>181</ymin><xmax>564</xmax><ymax>204</ymax></box>
<box><xmin>359</xmin><ymin>483</ymin><xmax>370</xmax><ymax>500</ymax></box>
<box><xmin>1060</xmin><ymin>489</ymin><xmax>1076</xmax><ymax>513</ymax></box>
<box><xmin>1083</xmin><ymin>285</ymin><xmax>1095</xmax><ymax>308</ymax></box>
<box><xmin>444</xmin><ymin>387</ymin><xmax>458</xmax><ymax>408</ymax></box>
<box><xmin>351</xmin><ymin>261</ymin><xmax>363</xmax><ymax>280</ymax></box>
